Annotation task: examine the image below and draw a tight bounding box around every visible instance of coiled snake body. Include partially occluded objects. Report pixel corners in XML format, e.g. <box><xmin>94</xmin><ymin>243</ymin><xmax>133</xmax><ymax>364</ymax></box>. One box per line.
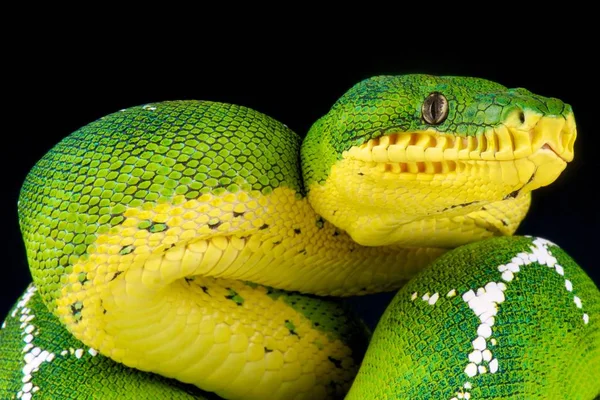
<box><xmin>1</xmin><ymin>75</ymin><xmax>598</xmax><ymax>399</ymax></box>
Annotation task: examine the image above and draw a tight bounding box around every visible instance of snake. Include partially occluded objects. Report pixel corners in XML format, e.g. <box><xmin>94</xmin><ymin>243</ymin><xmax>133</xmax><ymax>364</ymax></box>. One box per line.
<box><xmin>0</xmin><ymin>74</ymin><xmax>598</xmax><ymax>399</ymax></box>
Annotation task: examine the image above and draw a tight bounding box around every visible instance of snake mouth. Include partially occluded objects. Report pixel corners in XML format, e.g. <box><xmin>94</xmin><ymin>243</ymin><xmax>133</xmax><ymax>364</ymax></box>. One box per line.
<box><xmin>343</xmin><ymin>114</ymin><xmax>576</xmax><ymax>173</ymax></box>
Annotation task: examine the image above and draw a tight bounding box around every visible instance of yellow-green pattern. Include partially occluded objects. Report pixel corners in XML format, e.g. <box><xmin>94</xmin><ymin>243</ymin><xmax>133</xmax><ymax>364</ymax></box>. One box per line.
<box><xmin>0</xmin><ymin>285</ymin><xmax>215</xmax><ymax>399</ymax></box>
<box><xmin>1</xmin><ymin>74</ymin><xmax>597</xmax><ymax>399</ymax></box>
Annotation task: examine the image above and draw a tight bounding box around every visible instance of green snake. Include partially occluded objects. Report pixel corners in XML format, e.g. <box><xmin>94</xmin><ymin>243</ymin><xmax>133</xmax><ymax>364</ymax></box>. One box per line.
<box><xmin>1</xmin><ymin>75</ymin><xmax>598</xmax><ymax>399</ymax></box>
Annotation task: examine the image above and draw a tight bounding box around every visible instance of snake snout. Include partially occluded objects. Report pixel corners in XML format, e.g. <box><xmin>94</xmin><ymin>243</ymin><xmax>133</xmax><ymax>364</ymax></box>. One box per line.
<box><xmin>531</xmin><ymin>113</ymin><xmax>577</xmax><ymax>163</ymax></box>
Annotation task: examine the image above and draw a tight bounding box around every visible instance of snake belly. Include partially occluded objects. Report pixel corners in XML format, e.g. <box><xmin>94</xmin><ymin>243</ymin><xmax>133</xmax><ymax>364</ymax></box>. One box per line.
<box><xmin>1</xmin><ymin>75</ymin><xmax>598</xmax><ymax>399</ymax></box>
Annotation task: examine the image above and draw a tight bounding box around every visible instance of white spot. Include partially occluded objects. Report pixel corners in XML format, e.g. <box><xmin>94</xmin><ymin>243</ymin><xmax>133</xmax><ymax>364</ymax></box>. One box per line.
<box><xmin>464</xmin><ymin>363</ymin><xmax>478</xmax><ymax>377</ymax></box>
<box><xmin>447</xmin><ymin>289</ymin><xmax>457</xmax><ymax>298</ymax></box>
<box><xmin>574</xmin><ymin>296</ymin><xmax>582</xmax><ymax>309</ymax></box>
<box><xmin>75</xmin><ymin>349</ymin><xmax>84</xmax><ymax>359</ymax></box>
<box><xmin>477</xmin><ymin>323</ymin><xmax>492</xmax><ymax>338</ymax></box>
<box><xmin>24</xmin><ymin>334</ymin><xmax>33</xmax><ymax>344</ymax></box>
<box><xmin>472</xmin><ymin>336</ymin><xmax>486</xmax><ymax>351</ymax></box>
<box><xmin>501</xmin><ymin>270</ymin><xmax>514</xmax><ymax>282</ymax></box>
<box><xmin>428</xmin><ymin>293</ymin><xmax>440</xmax><ymax>305</ymax></box>
<box><xmin>489</xmin><ymin>358</ymin><xmax>499</xmax><ymax>373</ymax></box>
<box><xmin>31</xmin><ymin>347</ymin><xmax>41</xmax><ymax>356</ymax></box>
<box><xmin>1</xmin><ymin>320</ymin><xmax>5</xmax><ymax>329</ymax></box>
<box><xmin>422</xmin><ymin>293</ymin><xmax>430</xmax><ymax>301</ymax></box>
<box><xmin>60</xmin><ymin>350</ymin><xmax>68</xmax><ymax>356</ymax></box>
<box><xmin>565</xmin><ymin>280</ymin><xmax>573</xmax><ymax>292</ymax></box>
<box><xmin>468</xmin><ymin>350</ymin><xmax>482</xmax><ymax>364</ymax></box>
<box><xmin>478</xmin><ymin>365</ymin><xmax>487</xmax><ymax>374</ymax></box>
<box><xmin>22</xmin><ymin>344</ymin><xmax>33</xmax><ymax>353</ymax></box>
<box><xmin>464</xmin><ymin>382</ymin><xmax>472</xmax><ymax>389</ymax></box>
<box><xmin>482</xmin><ymin>349</ymin><xmax>492</xmax><ymax>362</ymax></box>
<box><xmin>22</xmin><ymin>374</ymin><xmax>32</xmax><ymax>383</ymax></box>
<box><xmin>23</xmin><ymin>382</ymin><xmax>33</xmax><ymax>393</ymax></box>
<box><xmin>88</xmin><ymin>348</ymin><xmax>98</xmax><ymax>356</ymax></box>
<box><xmin>583</xmin><ymin>314</ymin><xmax>589</xmax><ymax>324</ymax></box>
<box><xmin>505</xmin><ymin>263</ymin><xmax>520</xmax><ymax>273</ymax></box>
<box><xmin>464</xmin><ymin>393</ymin><xmax>471</xmax><ymax>400</ymax></box>
<box><xmin>462</xmin><ymin>290</ymin><xmax>475</xmax><ymax>302</ymax></box>
<box><xmin>555</xmin><ymin>264</ymin><xmax>564</xmax><ymax>276</ymax></box>
<box><xmin>47</xmin><ymin>353</ymin><xmax>55</xmax><ymax>362</ymax></box>
<box><xmin>22</xmin><ymin>393</ymin><xmax>32</xmax><ymax>400</ymax></box>
<box><xmin>411</xmin><ymin>292</ymin><xmax>418</xmax><ymax>301</ymax></box>
<box><xmin>24</xmin><ymin>325</ymin><xmax>34</xmax><ymax>334</ymax></box>
<box><xmin>490</xmin><ymin>338</ymin><xmax>497</xmax><ymax>346</ymax></box>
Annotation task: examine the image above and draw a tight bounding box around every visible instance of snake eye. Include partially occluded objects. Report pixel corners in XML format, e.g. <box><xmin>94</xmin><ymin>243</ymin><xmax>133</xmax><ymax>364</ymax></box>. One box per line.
<box><xmin>422</xmin><ymin>92</ymin><xmax>449</xmax><ymax>125</ymax></box>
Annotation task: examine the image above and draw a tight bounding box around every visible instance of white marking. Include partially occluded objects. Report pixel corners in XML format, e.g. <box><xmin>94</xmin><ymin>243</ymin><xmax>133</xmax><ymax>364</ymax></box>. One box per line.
<box><xmin>464</xmin><ymin>363</ymin><xmax>477</xmax><ymax>377</ymax></box>
<box><xmin>411</xmin><ymin>292</ymin><xmax>418</xmax><ymax>301</ymax></box>
<box><xmin>501</xmin><ymin>270</ymin><xmax>514</xmax><ymax>282</ymax></box>
<box><xmin>482</xmin><ymin>349</ymin><xmax>492</xmax><ymax>362</ymax></box>
<box><xmin>555</xmin><ymin>264</ymin><xmax>564</xmax><ymax>276</ymax></box>
<box><xmin>428</xmin><ymin>293</ymin><xmax>440</xmax><ymax>305</ymax></box>
<box><xmin>9</xmin><ymin>285</ymin><xmax>97</xmax><ymax>400</ymax></box>
<box><xmin>490</xmin><ymin>338</ymin><xmax>497</xmax><ymax>346</ymax></box>
<box><xmin>468</xmin><ymin>350</ymin><xmax>482</xmax><ymax>364</ymax></box>
<box><xmin>462</xmin><ymin>290</ymin><xmax>475</xmax><ymax>302</ymax></box>
<box><xmin>489</xmin><ymin>358</ymin><xmax>499</xmax><ymax>373</ymax></box>
<box><xmin>447</xmin><ymin>289</ymin><xmax>457</xmax><ymax>298</ymax></box>
<box><xmin>583</xmin><ymin>314</ymin><xmax>589</xmax><ymax>324</ymax></box>
<box><xmin>422</xmin><ymin>293</ymin><xmax>430</xmax><ymax>301</ymax></box>
<box><xmin>478</xmin><ymin>365</ymin><xmax>487</xmax><ymax>374</ymax></box>
<box><xmin>565</xmin><ymin>280</ymin><xmax>573</xmax><ymax>292</ymax></box>
<box><xmin>472</xmin><ymin>336</ymin><xmax>486</xmax><ymax>351</ymax></box>
<box><xmin>88</xmin><ymin>348</ymin><xmax>98</xmax><ymax>356</ymax></box>
<box><xmin>574</xmin><ymin>296</ymin><xmax>582</xmax><ymax>309</ymax></box>
<box><xmin>477</xmin><ymin>323</ymin><xmax>492</xmax><ymax>338</ymax></box>
<box><xmin>464</xmin><ymin>382</ymin><xmax>472</xmax><ymax>389</ymax></box>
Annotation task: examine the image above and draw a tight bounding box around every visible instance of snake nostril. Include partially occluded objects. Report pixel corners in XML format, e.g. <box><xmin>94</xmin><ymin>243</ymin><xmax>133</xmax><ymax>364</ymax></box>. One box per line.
<box><xmin>518</xmin><ymin>110</ymin><xmax>526</xmax><ymax>124</ymax></box>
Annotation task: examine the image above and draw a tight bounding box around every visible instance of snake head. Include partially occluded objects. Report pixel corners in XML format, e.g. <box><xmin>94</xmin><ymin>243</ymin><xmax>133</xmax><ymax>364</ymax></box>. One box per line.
<box><xmin>302</xmin><ymin>75</ymin><xmax>576</xmax><ymax>247</ymax></box>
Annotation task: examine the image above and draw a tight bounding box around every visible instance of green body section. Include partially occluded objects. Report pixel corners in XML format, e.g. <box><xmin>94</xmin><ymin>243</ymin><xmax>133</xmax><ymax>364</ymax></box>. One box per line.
<box><xmin>302</xmin><ymin>74</ymin><xmax>572</xmax><ymax>185</ymax></box>
<box><xmin>17</xmin><ymin>101</ymin><xmax>303</xmax><ymax>311</ymax></box>
<box><xmin>347</xmin><ymin>236</ymin><xmax>600</xmax><ymax>399</ymax></box>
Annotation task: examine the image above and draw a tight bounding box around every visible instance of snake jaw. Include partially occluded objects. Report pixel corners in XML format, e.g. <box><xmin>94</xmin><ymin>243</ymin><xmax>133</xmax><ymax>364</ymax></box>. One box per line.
<box><xmin>317</xmin><ymin>113</ymin><xmax>576</xmax><ymax>248</ymax></box>
<box><xmin>343</xmin><ymin>113</ymin><xmax>576</xmax><ymax>169</ymax></box>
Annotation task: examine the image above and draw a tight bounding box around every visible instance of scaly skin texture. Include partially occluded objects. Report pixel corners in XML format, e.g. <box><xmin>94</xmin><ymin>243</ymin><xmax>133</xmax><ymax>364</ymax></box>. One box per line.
<box><xmin>1</xmin><ymin>75</ymin><xmax>594</xmax><ymax>399</ymax></box>
<box><xmin>347</xmin><ymin>236</ymin><xmax>600</xmax><ymax>399</ymax></box>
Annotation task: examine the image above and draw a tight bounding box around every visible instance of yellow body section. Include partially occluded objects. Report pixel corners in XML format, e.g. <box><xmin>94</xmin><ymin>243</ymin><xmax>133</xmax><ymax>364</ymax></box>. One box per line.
<box><xmin>55</xmin><ymin>187</ymin><xmax>446</xmax><ymax>399</ymax></box>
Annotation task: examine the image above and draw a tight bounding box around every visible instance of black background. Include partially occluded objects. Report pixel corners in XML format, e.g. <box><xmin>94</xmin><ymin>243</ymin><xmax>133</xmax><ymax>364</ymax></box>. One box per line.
<box><xmin>2</xmin><ymin>37</ymin><xmax>598</xmax><ymax>329</ymax></box>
